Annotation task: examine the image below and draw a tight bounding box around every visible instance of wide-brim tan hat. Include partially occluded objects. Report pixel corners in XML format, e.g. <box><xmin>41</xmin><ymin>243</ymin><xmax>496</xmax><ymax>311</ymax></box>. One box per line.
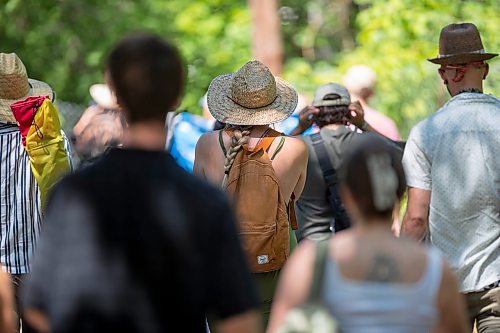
<box><xmin>89</xmin><ymin>83</ymin><xmax>119</xmax><ymax>110</ymax></box>
<box><xmin>428</xmin><ymin>23</ymin><xmax>498</xmax><ymax>65</ymax></box>
<box><xmin>207</xmin><ymin>60</ymin><xmax>298</xmax><ymax>126</ymax></box>
<box><xmin>0</xmin><ymin>53</ymin><xmax>53</xmax><ymax>124</ymax></box>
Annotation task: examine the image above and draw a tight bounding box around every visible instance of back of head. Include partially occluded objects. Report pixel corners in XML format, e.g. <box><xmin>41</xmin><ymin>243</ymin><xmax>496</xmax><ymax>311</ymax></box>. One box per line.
<box><xmin>340</xmin><ymin>136</ymin><xmax>405</xmax><ymax>220</ymax></box>
<box><xmin>343</xmin><ymin>65</ymin><xmax>376</xmax><ymax>100</ymax></box>
<box><xmin>312</xmin><ymin>83</ymin><xmax>351</xmax><ymax>127</ymax></box>
<box><xmin>76</xmin><ymin>112</ymin><xmax>124</xmax><ymax>161</ymax></box>
<box><xmin>107</xmin><ymin>33</ymin><xmax>184</xmax><ymax>124</ymax></box>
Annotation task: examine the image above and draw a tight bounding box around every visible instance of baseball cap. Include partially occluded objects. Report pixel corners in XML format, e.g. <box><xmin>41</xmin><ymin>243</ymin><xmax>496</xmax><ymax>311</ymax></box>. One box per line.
<box><xmin>312</xmin><ymin>83</ymin><xmax>351</xmax><ymax>107</ymax></box>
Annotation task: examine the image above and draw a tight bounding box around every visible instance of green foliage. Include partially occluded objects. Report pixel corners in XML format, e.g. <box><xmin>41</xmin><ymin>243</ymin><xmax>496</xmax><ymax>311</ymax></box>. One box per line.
<box><xmin>281</xmin><ymin>0</ymin><xmax>499</xmax><ymax>137</ymax></box>
<box><xmin>0</xmin><ymin>0</ymin><xmax>250</xmax><ymax>115</ymax></box>
<box><xmin>1</xmin><ymin>0</ymin><xmax>498</xmax><ymax>136</ymax></box>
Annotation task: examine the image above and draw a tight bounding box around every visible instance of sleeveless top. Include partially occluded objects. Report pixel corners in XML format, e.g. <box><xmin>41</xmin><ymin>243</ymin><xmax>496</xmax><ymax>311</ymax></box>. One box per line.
<box><xmin>322</xmin><ymin>246</ymin><xmax>442</xmax><ymax>333</ymax></box>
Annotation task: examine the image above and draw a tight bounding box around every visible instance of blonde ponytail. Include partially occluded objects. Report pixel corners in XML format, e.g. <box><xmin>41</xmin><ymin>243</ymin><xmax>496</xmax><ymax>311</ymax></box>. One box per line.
<box><xmin>222</xmin><ymin>126</ymin><xmax>252</xmax><ymax>187</ymax></box>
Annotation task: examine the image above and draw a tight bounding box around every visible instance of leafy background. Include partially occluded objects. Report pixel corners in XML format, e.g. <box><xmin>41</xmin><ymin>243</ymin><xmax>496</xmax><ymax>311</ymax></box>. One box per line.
<box><xmin>1</xmin><ymin>0</ymin><xmax>498</xmax><ymax>138</ymax></box>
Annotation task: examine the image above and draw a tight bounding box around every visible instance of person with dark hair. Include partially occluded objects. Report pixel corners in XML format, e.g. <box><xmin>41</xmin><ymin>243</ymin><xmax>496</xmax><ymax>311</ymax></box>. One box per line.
<box><xmin>292</xmin><ymin>83</ymin><xmax>402</xmax><ymax>241</ymax></box>
<box><xmin>402</xmin><ymin>23</ymin><xmax>499</xmax><ymax>331</ymax></box>
<box><xmin>267</xmin><ymin>136</ymin><xmax>468</xmax><ymax>333</ymax></box>
<box><xmin>22</xmin><ymin>33</ymin><xmax>260</xmax><ymax>333</ymax></box>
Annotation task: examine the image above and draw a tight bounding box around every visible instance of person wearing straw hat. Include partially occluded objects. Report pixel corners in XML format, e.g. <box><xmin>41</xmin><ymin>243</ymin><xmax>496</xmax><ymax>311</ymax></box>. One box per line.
<box><xmin>402</xmin><ymin>23</ymin><xmax>499</xmax><ymax>331</ymax></box>
<box><xmin>194</xmin><ymin>60</ymin><xmax>308</xmax><ymax>328</ymax></box>
<box><xmin>0</xmin><ymin>52</ymin><xmax>73</xmax><ymax>333</ymax></box>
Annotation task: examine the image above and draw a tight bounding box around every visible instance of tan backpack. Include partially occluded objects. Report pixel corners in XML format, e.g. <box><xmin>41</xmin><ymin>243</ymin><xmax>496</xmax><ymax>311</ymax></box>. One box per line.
<box><xmin>220</xmin><ymin>128</ymin><xmax>294</xmax><ymax>273</ymax></box>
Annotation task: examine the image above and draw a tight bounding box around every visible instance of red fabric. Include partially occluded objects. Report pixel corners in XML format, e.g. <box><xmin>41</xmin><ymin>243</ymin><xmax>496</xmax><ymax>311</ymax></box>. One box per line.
<box><xmin>10</xmin><ymin>96</ymin><xmax>48</xmax><ymax>146</ymax></box>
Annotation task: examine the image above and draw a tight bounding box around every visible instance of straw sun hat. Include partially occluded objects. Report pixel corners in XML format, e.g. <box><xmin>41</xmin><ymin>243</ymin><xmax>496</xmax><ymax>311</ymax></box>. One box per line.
<box><xmin>207</xmin><ymin>60</ymin><xmax>298</xmax><ymax>126</ymax></box>
<box><xmin>0</xmin><ymin>53</ymin><xmax>53</xmax><ymax>124</ymax></box>
<box><xmin>428</xmin><ymin>23</ymin><xmax>498</xmax><ymax>65</ymax></box>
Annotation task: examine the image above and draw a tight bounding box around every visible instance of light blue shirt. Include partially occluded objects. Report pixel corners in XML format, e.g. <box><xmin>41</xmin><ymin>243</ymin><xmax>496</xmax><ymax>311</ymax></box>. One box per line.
<box><xmin>403</xmin><ymin>93</ymin><xmax>500</xmax><ymax>292</ymax></box>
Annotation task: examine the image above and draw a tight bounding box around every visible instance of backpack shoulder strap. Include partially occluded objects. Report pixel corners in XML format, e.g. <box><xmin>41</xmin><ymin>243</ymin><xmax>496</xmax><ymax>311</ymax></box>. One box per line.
<box><xmin>270</xmin><ymin>136</ymin><xmax>286</xmax><ymax>161</ymax></box>
<box><xmin>308</xmin><ymin>239</ymin><xmax>330</xmax><ymax>303</ymax></box>
<box><xmin>253</xmin><ymin>129</ymin><xmax>280</xmax><ymax>153</ymax></box>
<box><xmin>218</xmin><ymin>130</ymin><xmax>227</xmax><ymax>156</ymax></box>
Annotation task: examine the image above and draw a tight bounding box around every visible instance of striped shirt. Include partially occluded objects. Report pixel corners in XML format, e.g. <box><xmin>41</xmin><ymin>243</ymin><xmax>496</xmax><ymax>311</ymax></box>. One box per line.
<box><xmin>0</xmin><ymin>123</ymin><xmax>73</xmax><ymax>274</ymax></box>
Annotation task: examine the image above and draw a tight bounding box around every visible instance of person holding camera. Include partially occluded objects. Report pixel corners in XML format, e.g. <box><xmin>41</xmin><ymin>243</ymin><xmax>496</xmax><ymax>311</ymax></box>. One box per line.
<box><xmin>291</xmin><ymin>83</ymin><xmax>402</xmax><ymax>241</ymax></box>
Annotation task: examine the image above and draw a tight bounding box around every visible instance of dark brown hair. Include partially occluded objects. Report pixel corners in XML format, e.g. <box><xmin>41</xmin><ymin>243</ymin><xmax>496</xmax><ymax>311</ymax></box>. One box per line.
<box><xmin>315</xmin><ymin>105</ymin><xmax>349</xmax><ymax>127</ymax></box>
<box><xmin>107</xmin><ymin>33</ymin><xmax>185</xmax><ymax>123</ymax></box>
<box><xmin>340</xmin><ymin>135</ymin><xmax>406</xmax><ymax>219</ymax></box>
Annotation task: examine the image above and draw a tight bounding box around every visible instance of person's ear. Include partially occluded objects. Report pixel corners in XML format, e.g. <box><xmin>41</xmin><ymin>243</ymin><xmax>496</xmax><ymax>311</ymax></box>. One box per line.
<box><xmin>438</xmin><ymin>68</ymin><xmax>448</xmax><ymax>85</ymax></box>
<box><xmin>451</xmin><ymin>67</ymin><xmax>466</xmax><ymax>83</ymax></box>
<box><xmin>483</xmin><ymin>63</ymin><xmax>489</xmax><ymax>80</ymax></box>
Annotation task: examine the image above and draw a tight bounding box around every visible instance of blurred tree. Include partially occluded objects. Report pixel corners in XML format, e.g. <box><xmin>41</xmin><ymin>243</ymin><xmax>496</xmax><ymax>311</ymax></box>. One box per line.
<box><xmin>249</xmin><ymin>0</ymin><xmax>283</xmax><ymax>74</ymax></box>
<box><xmin>0</xmin><ymin>0</ymin><xmax>251</xmax><ymax>114</ymax></box>
<box><xmin>1</xmin><ymin>0</ymin><xmax>498</xmax><ymax>135</ymax></box>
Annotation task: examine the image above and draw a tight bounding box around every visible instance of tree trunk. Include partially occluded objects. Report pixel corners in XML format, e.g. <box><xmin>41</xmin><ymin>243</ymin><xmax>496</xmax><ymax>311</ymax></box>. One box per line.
<box><xmin>248</xmin><ymin>0</ymin><xmax>283</xmax><ymax>75</ymax></box>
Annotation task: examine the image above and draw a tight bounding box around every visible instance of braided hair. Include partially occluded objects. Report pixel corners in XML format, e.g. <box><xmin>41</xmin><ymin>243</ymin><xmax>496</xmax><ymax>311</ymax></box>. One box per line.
<box><xmin>221</xmin><ymin>125</ymin><xmax>252</xmax><ymax>187</ymax></box>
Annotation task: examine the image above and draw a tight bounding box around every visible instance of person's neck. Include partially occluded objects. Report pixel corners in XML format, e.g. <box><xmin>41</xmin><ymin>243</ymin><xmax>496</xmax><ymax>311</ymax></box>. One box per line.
<box><xmin>123</xmin><ymin>121</ymin><xmax>166</xmax><ymax>151</ymax></box>
<box><xmin>350</xmin><ymin>94</ymin><xmax>369</xmax><ymax>108</ymax></box>
<box><xmin>450</xmin><ymin>82</ymin><xmax>483</xmax><ymax>97</ymax></box>
<box><xmin>353</xmin><ymin>218</ymin><xmax>393</xmax><ymax>235</ymax></box>
<box><xmin>322</xmin><ymin>123</ymin><xmax>343</xmax><ymax>131</ymax></box>
<box><xmin>248</xmin><ymin>125</ymin><xmax>271</xmax><ymax>136</ymax></box>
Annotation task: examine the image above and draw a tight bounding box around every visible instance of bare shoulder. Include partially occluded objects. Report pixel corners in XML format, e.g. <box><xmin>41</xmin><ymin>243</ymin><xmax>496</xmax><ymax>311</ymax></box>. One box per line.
<box><xmin>196</xmin><ymin>131</ymin><xmax>220</xmax><ymax>150</ymax></box>
<box><xmin>280</xmin><ymin>135</ymin><xmax>308</xmax><ymax>157</ymax></box>
<box><xmin>283</xmin><ymin>135</ymin><xmax>307</xmax><ymax>149</ymax></box>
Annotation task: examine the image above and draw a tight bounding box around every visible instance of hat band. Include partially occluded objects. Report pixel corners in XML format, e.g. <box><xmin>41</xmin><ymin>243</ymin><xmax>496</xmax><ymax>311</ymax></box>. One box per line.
<box><xmin>227</xmin><ymin>94</ymin><xmax>277</xmax><ymax>110</ymax></box>
<box><xmin>437</xmin><ymin>48</ymin><xmax>485</xmax><ymax>58</ymax></box>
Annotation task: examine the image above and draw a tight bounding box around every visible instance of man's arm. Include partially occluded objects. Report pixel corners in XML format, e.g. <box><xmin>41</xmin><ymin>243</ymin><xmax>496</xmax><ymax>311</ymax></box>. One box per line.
<box><xmin>432</xmin><ymin>261</ymin><xmax>468</xmax><ymax>333</ymax></box>
<box><xmin>193</xmin><ymin>133</ymin><xmax>208</xmax><ymax>178</ymax></box>
<box><xmin>289</xmin><ymin>106</ymin><xmax>319</xmax><ymax>136</ymax></box>
<box><xmin>0</xmin><ymin>271</ymin><xmax>14</xmax><ymax>333</ymax></box>
<box><xmin>402</xmin><ymin>187</ymin><xmax>431</xmax><ymax>241</ymax></box>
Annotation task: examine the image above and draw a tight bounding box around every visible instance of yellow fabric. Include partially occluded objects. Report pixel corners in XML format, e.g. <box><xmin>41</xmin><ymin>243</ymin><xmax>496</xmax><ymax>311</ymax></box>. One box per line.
<box><xmin>25</xmin><ymin>99</ymin><xmax>70</xmax><ymax>211</ymax></box>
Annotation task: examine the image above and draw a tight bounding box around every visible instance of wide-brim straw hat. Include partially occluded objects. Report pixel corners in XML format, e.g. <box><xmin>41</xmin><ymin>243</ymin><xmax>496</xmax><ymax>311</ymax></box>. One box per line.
<box><xmin>89</xmin><ymin>83</ymin><xmax>119</xmax><ymax>110</ymax></box>
<box><xmin>428</xmin><ymin>23</ymin><xmax>498</xmax><ymax>65</ymax></box>
<box><xmin>0</xmin><ymin>53</ymin><xmax>53</xmax><ymax>124</ymax></box>
<box><xmin>207</xmin><ymin>60</ymin><xmax>298</xmax><ymax>126</ymax></box>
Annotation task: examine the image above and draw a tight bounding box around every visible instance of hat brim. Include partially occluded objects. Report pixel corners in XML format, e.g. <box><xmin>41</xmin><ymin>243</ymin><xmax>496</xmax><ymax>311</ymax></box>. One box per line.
<box><xmin>206</xmin><ymin>73</ymin><xmax>298</xmax><ymax>126</ymax></box>
<box><xmin>0</xmin><ymin>79</ymin><xmax>53</xmax><ymax>124</ymax></box>
<box><xmin>313</xmin><ymin>100</ymin><xmax>350</xmax><ymax>107</ymax></box>
<box><xmin>428</xmin><ymin>52</ymin><xmax>498</xmax><ymax>65</ymax></box>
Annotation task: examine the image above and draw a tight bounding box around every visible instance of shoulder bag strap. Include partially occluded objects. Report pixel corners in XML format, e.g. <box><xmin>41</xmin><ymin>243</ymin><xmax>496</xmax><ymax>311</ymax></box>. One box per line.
<box><xmin>308</xmin><ymin>239</ymin><xmax>330</xmax><ymax>303</ymax></box>
<box><xmin>270</xmin><ymin>136</ymin><xmax>286</xmax><ymax>161</ymax></box>
<box><xmin>310</xmin><ymin>132</ymin><xmax>338</xmax><ymax>188</ymax></box>
<box><xmin>254</xmin><ymin>128</ymin><xmax>280</xmax><ymax>153</ymax></box>
<box><xmin>310</xmin><ymin>132</ymin><xmax>344</xmax><ymax>226</ymax></box>
<box><xmin>218</xmin><ymin>130</ymin><xmax>227</xmax><ymax>156</ymax></box>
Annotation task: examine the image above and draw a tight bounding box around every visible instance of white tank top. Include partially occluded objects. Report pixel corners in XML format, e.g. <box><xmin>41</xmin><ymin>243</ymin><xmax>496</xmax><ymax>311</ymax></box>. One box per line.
<box><xmin>322</xmin><ymin>246</ymin><xmax>442</xmax><ymax>333</ymax></box>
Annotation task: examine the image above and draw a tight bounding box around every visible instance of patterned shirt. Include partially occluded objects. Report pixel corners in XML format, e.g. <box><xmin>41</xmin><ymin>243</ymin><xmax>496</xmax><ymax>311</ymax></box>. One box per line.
<box><xmin>0</xmin><ymin>123</ymin><xmax>72</xmax><ymax>274</ymax></box>
<box><xmin>403</xmin><ymin>93</ymin><xmax>500</xmax><ymax>292</ymax></box>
